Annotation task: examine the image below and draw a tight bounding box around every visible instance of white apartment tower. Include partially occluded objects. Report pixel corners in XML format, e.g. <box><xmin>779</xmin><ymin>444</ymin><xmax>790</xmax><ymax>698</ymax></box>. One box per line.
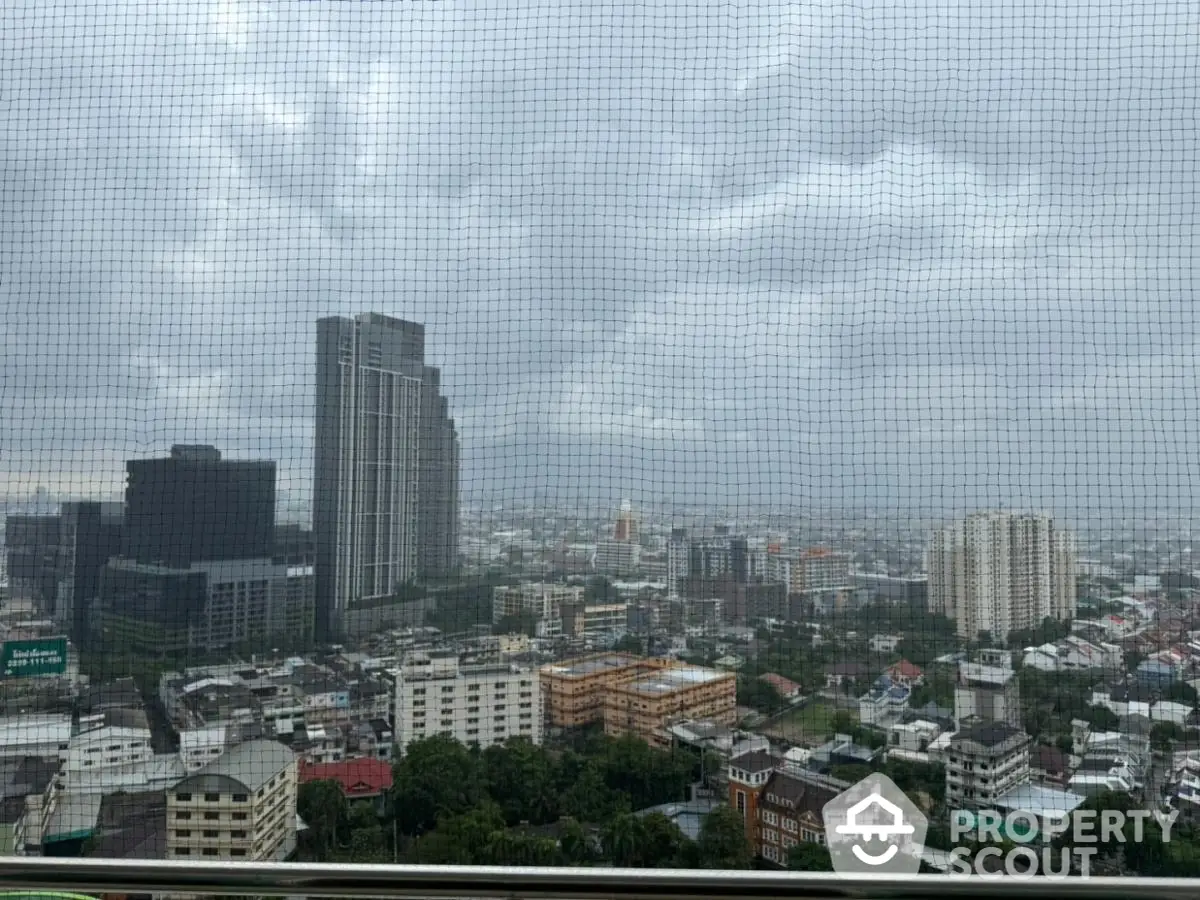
<box><xmin>928</xmin><ymin>511</ymin><xmax>1077</xmax><ymax>642</ymax></box>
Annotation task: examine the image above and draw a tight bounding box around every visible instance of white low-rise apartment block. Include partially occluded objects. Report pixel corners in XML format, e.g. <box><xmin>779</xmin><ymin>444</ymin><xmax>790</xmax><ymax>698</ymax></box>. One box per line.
<box><xmin>61</xmin><ymin>709</ymin><xmax>154</xmax><ymax>785</ymax></box>
<box><xmin>167</xmin><ymin>739</ymin><xmax>297</xmax><ymax>862</ymax></box>
<box><xmin>392</xmin><ymin>653</ymin><xmax>542</xmax><ymax>754</ymax></box>
<box><xmin>0</xmin><ymin>714</ymin><xmax>72</xmax><ymax>761</ymax></box>
<box><xmin>492</xmin><ymin>582</ymin><xmax>585</xmax><ymax>637</ymax></box>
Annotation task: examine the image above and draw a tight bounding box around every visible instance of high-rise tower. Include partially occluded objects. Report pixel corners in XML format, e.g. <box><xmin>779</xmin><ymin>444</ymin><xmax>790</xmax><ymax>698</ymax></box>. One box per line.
<box><xmin>927</xmin><ymin>510</ymin><xmax>1076</xmax><ymax>642</ymax></box>
<box><xmin>314</xmin><ymin>313</ymin><xmax>459</xmax><ymax>640</ymax></box>
<box><xmin>613</xmin><ymin>499</ymin><xmax>637</xmax><ymax>542</ymax></box>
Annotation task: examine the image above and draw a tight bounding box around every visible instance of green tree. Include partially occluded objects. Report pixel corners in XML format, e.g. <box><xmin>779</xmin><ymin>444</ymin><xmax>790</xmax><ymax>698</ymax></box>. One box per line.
<box><xmin>593</xmin><ymin>734</ymin><xmax>693</xmax><ymax>809</ymax></box>
<box><xmin>737</xmin><ymin>677</ymin><xmax>785</xmax><ymax>714</ymax></box>
<box><xmin>1087</xmin><ymin>705</ymin><xmax>1120</xmax><ymax>731</ymax></box>
<box><xmin>559</xmin><ymin>760</ymin><xmax>630</xmax><ymax>823</ymax></box>
<box><xmin>1164</xmin><ymin>681</ymin><xmax>1198</xmax><ymax>705</ymax></box>
<box><xmin>787</xmin><ymin>842</ymin><xmax>833</xmax><ymax>870</ymax></box>
<box><xmin>339</xmin><ymin>823</ymin><xmax>389</xmax><ymax>863</ymax></box>
<box><xmin>907</xmin><ymin>668</ymin><xmax>955</xmax><ymax>709</ymax></box>
<box><xmin>559</xmin><ymin>817</ymin><xmax>598</xmax><ymax>864</ymax></box>
<box><xmin>1007</xmin><ymin>617</ymin><xmax>1071</xmax><ymax>649</ymax></box>
<box><xmin>1151</xmin><ymin>721</ymin><xmax>1187</xmax><ymax>751</ymax></box>
<box><xmin>601</xmin><ymin>813</ymin><xmax>644</xmax><ymax>867</ymax></box>
<box><xmin>695</xmin><ymin>806</ymin><xmax>753</xmax><ymax>869</ymax></box>
<box><xmin>408</xmin><ymin>802</ymin><xmax>507</xmax><ymax>864</ymax></box>
<box><xmin>482</xmin><ymin>738</ymin><xmax>561</xmax><ymax>825</ymax></box>
<box><xmin>830</xmin><ymin>710</ymin><xmax>856</xmax><ymax>736</ymax></box>
<box><xmin>637</xmin><ymin>812</ymin><xmax>694</xmax><ymax>867</ymax></box>
<box><xmin>297</xmin><ymin>779</ymin><xmax>348</xmax><ymax>857</ymax></box>
<box><xmin>481</xmin><ymin>830</ymin><xmax>563</xmax><ymax>866</ymax></box>
<box><xmin>392</xmin><ymin>734</ymin><xmax>483</xmax><ymax>836</ymax></box>
<box><xmin>613</xmin><ymin>634</ymin><xmax>647</xmax><ymax>654</ymax></box>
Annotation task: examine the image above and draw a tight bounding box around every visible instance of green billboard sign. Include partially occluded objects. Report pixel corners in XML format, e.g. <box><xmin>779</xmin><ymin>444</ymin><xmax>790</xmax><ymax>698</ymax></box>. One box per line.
<box><xmin>1</xmin><ymin>637</ymin><xmax>68</xmax><ymax>678</ymax></box>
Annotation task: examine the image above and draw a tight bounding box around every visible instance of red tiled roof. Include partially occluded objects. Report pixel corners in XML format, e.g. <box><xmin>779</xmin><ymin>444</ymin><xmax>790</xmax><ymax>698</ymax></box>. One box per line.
<box><xmin>889</xmin><ymin>660</ymin><xmax>923</xmax><ymax>679</ymax></box>
<box><xmin>300</xmin><ymin>758</ymin><xmax>393</xmax><ymax>797</ymax></box>
<box><xmin>761</xmin><ymin>672</ymin><xmax>801</xmax><ymax>694</ymax></box>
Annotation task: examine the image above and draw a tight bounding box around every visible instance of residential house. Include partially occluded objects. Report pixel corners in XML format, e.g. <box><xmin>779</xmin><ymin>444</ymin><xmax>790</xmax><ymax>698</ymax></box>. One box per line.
<box><xmin>888</xmin><ymin>719</ymin><xmax>943</xmax><ymax>755</ymax></box>
<box><xmin>760</xmin><ymin>673</ymin><xmax>802</xmax><ymax>700</ymax></box>
<box><xmin>1021</xmin><ymin>636</ymin><xmax>1122</xmax><ymax>673</ymax></box>
<box><xmin>823</xmin><ymin>662</ymin><xmax>872</xmax><ymax>690</ymax></box>
<box><xmin>857</xmin><ymin>676</ymin><xmax>911</xmax><ymax>729</ymax></box>
<box><xmin>868</xmin><ymin>634</ymin><xmax>902</xmax><ymax>653</ymax></box>
<box><xmin>300</xmin><ymin>758</ymin><xmax>393</xmax><ymax>815</ymax></box>
<box><xmin>1067</xmin><ymin>729</ymin><xmax>1149</xmax><ymax>797</ymax></box>
<box><xmin>807</xmin><ymin>733</ymin><xmax>878</xmax><ymax>772</ymax></box>
<box><xmin>885</xmin><ymin>660</ymin><xmax>924</xmax><ymax>688</ymax></box>
<box><xmin>1029</xmin><ymin>744</ymin><xmax>1069</xmax><ymax>788</ymax></box>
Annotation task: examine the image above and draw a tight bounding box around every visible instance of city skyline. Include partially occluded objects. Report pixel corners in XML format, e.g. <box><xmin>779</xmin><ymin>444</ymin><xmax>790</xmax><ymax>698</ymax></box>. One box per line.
<box><xmin>3</xmin><ymin>0</ymin><xmax>1198</xmax><ymax>520</ymax></box>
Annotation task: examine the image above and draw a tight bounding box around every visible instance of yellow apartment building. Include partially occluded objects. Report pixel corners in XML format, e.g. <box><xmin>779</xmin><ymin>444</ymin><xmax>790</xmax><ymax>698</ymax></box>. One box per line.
<box><xmin>540</xmin><ymin>653</ymin><xmax>735</xmax><ymax>744</ymax></box>
<box><xmin>602</xmin><ymin>664</ymin><xmax>737</xmax><ymax>747</ymax></box>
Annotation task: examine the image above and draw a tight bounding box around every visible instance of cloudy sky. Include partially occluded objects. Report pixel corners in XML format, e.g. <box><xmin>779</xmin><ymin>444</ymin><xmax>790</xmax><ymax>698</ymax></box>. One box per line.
<box><xmin>2</xmin><ymin>0</ymin><xmax>1197</xmax><ymax>522</ymax></box>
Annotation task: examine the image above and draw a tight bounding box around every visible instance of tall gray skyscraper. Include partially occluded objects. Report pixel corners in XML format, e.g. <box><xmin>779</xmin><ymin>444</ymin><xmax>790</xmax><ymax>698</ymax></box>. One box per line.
<box><xmin>314</xmin><ymin>313</ymin><xmax>460</xmax><ymax>640</ymax></box>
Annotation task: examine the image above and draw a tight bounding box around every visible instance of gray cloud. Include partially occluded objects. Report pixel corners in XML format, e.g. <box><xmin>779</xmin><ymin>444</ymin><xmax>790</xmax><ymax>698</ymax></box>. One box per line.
<box><xmin>1</xmin><ymin>0</ymin><xmax>1197</xmax><ymax>521</ymax></box>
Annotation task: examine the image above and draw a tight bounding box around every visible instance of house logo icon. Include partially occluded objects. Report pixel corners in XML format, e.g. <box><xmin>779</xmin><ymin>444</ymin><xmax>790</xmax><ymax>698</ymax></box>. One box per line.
<box><xmin>823</xmin><ymin>773</ymin><xmax>927</xmax><ymax>876</ymax></box>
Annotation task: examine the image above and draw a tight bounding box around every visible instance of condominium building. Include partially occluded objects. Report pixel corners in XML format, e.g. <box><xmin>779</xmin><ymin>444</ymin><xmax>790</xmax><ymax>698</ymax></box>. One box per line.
<box><xmin>392</xmin><ymin>654</ymin><xmax>541</xmax><ymax>753</ymax></box>
<box><xmin>944</xmin><ymin>723</ymin><xmax>1031</xmax><ymax>810</ymax></box>
<box><xmin>560</xmin><ymin>601</ymin><xmax>629</xmax><ymax>637</ymax></box>
<box><xmin>602</xmin><ymin>664</ymin><xmax>736</xmax><ymax>747</ymax></box>
<box><xmin>98</xmin><ymin>557</ymin><xmax>314</xmax><ymax>652</ymax></box>
<box><xmin>491</xmin><ymin>582</ymin><xmax>584</xmax><ymax>636</ymax></box>
<box><xmin>665</xmin><ymin>527</ymin><xmax>750</xmax><ymax>598</ymax></box>
<box><xmin>540</xmin><ymin>653</ymin><xmax>659</xmax><ymax>727</ymax></box>
<box><xmin>167</xmin><ymin>739</ymin><xmax>298</xmax><ymax>862</ymax></box>
<box><xmin>540</xmin><ymin>653</ymin><xmax>735</xmax><ymax>745</ymax></box>
<box><xmin>788</xmin><ymin>548</ymin><xmax>853</xmax><ymax>595</ymax></box>
<box><xmin>613</xmin><ymin>499</ymin><xmax>638</xmax><ymax>543</ymax></box>
<box><xmin>314</xmin><ymin>313</ymin><xmax>460</xmax><ymax>641</ymax></box>
<box><xmin>928</xmin><ymin>510</ymin><xmax>1077</xmax><ymax>641</ymax></box>
<box><xmin>593</xmin><ymin>540</ymin><xmax>640</xmax><ymax>577</ymax></box>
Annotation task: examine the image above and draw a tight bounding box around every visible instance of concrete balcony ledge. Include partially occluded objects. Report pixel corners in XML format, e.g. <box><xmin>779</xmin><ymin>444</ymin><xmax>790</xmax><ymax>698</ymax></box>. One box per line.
<box><xmin>0</xmin><ymin>859</ymin><xmax>1196</xmax><ymax>900</ymax></box>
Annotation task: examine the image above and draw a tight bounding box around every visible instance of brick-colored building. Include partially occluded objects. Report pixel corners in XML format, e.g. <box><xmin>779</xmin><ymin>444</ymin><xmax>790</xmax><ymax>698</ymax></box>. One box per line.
<box><xmin>540</xmin><ymin>653</ymin><xmax>735</xmax><ymax>745</ymax></box>
<box><xmin>727</xmin><ymin>750</ymin><xmax>847</xmax><ymax>867</ymax></box>
<box><xmin>540</xmin><ymin>653</ymin><xmax>648</xmax><ymax>728</ymax></box>
<box><xmin>602</xmin><ymin>664</ymin><xmax>737</xmax><ymax>747</ymax></box>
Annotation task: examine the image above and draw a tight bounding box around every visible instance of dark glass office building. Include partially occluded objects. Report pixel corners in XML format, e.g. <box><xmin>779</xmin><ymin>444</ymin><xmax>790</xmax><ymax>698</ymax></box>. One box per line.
<box><xmin>4</xmin><ymin>515</ymin><xmax>61</xmax><ymax>612</ymax></box>
<box><xmin>96</xmin><ymin>560</ymin><xmax>208</xmax><ymax>652</ymax></box>
<box><xmin>123</xmin><ymin>445</ymin><xmax>275</xmax><ymax>567</ymax></box>
<box><xmin>57</xmin><ymin>501</ymin><xmax>124</xmax><ymax>642</ymax></box>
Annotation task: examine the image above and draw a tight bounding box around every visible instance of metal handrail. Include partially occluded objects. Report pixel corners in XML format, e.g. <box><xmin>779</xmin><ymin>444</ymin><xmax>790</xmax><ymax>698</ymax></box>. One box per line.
<box><xmin>0</xmin><ymin>859</ymin><xmax>1198</xmax><ymax>900</ymax></box>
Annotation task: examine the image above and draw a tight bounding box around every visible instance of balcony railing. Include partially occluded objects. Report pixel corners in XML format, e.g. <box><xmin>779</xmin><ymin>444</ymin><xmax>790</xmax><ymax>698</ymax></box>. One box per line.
<box><xmin>0</xmin><ymin>859</ymin><xmax>1196</xmax><ymax>900</ymax></box>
